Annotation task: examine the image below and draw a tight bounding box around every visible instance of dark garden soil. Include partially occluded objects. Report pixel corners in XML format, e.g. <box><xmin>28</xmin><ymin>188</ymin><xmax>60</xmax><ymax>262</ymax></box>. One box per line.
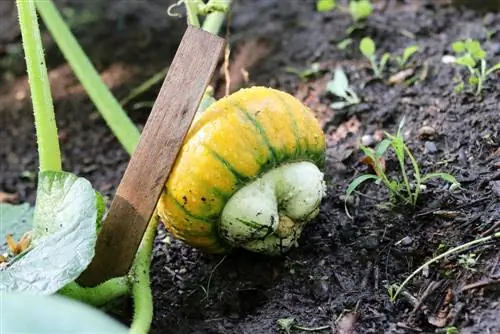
<box><xmin>1</xmin><ymin>0</ymin><xmax>499</xmax><ymax>333</ymax></box>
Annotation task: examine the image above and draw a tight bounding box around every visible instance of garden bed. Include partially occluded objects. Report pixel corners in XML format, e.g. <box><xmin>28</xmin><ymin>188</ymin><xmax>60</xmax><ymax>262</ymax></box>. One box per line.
<box><xmin>1</xmin><ymin>0</ymin><xmax>498</xmax><ymax>333</ymax></box>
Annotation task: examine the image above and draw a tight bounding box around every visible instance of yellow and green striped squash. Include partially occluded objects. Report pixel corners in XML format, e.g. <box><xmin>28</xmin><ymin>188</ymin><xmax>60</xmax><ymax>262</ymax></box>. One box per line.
<box><xmin>157</xmin><ymin>86</ymin><xmax>326</xmax><ymax>253</ymax></box>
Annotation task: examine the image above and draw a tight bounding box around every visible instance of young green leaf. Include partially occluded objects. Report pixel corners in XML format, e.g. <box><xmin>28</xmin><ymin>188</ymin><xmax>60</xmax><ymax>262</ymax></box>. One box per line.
<box><xmin>466</xmin><ymin>40</ymin><xmax>486</xmax><ymax>60</ymax></box>
<box><xmin>346</xmin><ymin>174</ymin><xmax>379</xmax><ymax>198</ymax></box>
<box><xmin>0</xmin><ymin>171</ymin><xmax>98</xmax><ymax>295</ymax></box>
<box><xmin>456</xmin><ymin>55</ymin><xmax>476</xmax><ymax>68</ymax></box>
<box><xmin>452</xmin><ymin>41</ymin><xmax>466</xmax><ymax>53</ymax></box>
<box><xmin>421</xmin><ymin>172</ymin><xmax>460</xmax><ymax>185</ymax></box>
<box><xmin>330</xmin><ymin>101</ymin><xmax>349</xmax><ymax>109</ymax></box>
<box><xmin>375</xmin><ymin>139</ymin><xmax>392</xmax><ymax>157</ymax></box>
<box><xmin>380</xmin><ymin>53</ymin><xmax>391</xmax><ymax>71</ymax></box>
<box><xmin>0</xmin><ymin>203</ymin><xmax>34</xmax><ymax>254</ymax></box>
<box><xmin>2</xmin><ymin>293</ymin><xmax>128</xmax><ymax>333</ymax></box>
<box><xmin>316</xmin><ymin>0</ymin><xmax>336</xmax><ymax>12</ymax></box>
<box><xmin>360</xmin><ymin>37</ymin><xmax>376</xmax><ymax>58</ymax></box>
<box><xmin>349</xmin><ymin>0</ymin><xmax>373</xmax><ymax>22</ymax></box>
<box><xmin>327</xmin><ymin>67</ymin><xmax>350</xmax><ymax>99</ymax></box>
<box><xmin>402</xmin><ymin>45</ymin><xmax>419</xmax><ymax>64</ymax></box>
<box><xmin>486</xmin><ymin>62</ymin><xmax>500</xmax><ymax>75</ymax></box>
<box><xmin>337</xmin><ymin>38</ymin><xmax>353</xmax><ymax>50</ymax></box>
<box><xmin>345</xmin><ymin>174</ymin><xmax>379</xmax><ymax>218</ymax></box>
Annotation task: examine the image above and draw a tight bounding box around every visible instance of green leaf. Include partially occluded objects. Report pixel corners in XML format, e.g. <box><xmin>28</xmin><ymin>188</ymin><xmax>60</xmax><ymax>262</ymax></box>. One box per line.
<box><xmin>327</xmin><ymin>67</ymin><xmax>350</xmax><ymax>99</ymax></box>
<box><xmin>452</xmin><ymin>41</ymin><xmax>466</xmax><ymax>53</ymax></box>
<box><xmin>375</xmin><ymin>139</ymin><xmax>392</xmax><ymax>157</ymax></box>
<box><xmin>402</xmin><ymin>45</ymin><xmax>419</xmax><ymax>63</ymax></box>
<box><xmin>465</xmin><ymin>40</ymin><xmax>486</xmax><ymax>60</ymax></box>
<box><xmin>0</xmin><ymin>171</ymin><xmax>98</xmax><ymax>295</ymax></box>
<box><xmin>421</xmin><ymin>172</ymin><xmax>460</xmax><ymax>185</ymax></box>
<box><xmin>468</xmin><ymin>76</ymin><xmax>479</xmax><ymax>86</ymax></box>
<box><xmin>359</xmin><ymin>144</ymin><xmax>377</xmax><ymax>160</ymax></box>
<box><xmin>0</xmin><ymin>203</ymin><xmax>34</xmax><ymax>254</ymax></box>
<box><xmin>456</xmin><ymin>55</ymin><xmax>476</xmax><ymax>68</ymax></box>
<box><xmin>277</xmin><ymin>317</ymin><xmax>295</xmax><ymax>334</ymax></box>
<box><xmin>330</xmin><ymin>101</ymin><xmax>349</xmax><ymax>109</ymax></box>
<box><xmin>350</xmin><ymin>0</ymin><xmax>373</xmax><ymax>21</ymax></box>
<box><xmin>346</xmin><ymin>174</ymin><xmax>379</xmax><ymax>198</ymax></box>
<box><xmin>316</xmin><ymin>0</ymin><xmax>336</xmax><ymax>12</ymax></box>
<box><xmin>337</xmin><ymin>38</ymin><xmax>353</xmax><ymax>50</ymax></box>
<box><xmin>2</xmin><ymin>293</ymin><xmax>128</xmax><ymax>333</ymax></box>
<box><xmin>486</xmin><ymin>62</ymin><xmax>500</xmax><ymax>76</ymax></box>
<box><xmin>360</xmin><ymin>37</ymin><xmax>376</xmax><ymax>58</ymax></box>
<box><xmin>380</xmin><ymin>52</ymin><xmax>391</xmax><ymax>70</ymax></box>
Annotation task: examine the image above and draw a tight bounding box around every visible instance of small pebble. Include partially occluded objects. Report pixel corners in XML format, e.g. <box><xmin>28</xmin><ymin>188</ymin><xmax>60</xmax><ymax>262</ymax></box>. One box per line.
<box><xmin>441</xmin><ymin>55</ymin><xmax>456</xmax><ymax>64</ymax></box>
<box><xmin>418</xmin><ymin>125</ymin><xmax>437</xmax><ymax>139</ymax></box>
<box><xmin>361</xmin><ymin>134</ymin><xmax>375</xmax><ymax>146</ymax></box>
<box><xmin>424</xmin><ymin>141</ymin><xmax>438</xmax><ymax>154</ymax></box>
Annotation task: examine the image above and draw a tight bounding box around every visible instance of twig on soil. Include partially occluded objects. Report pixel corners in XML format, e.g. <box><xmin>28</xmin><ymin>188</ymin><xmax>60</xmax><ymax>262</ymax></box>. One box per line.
<box><xmin>391</xmin><ymin>232</ymin><xmax>500</xmax><ymax>301</ymax></box>
<box><xmin>460</xmin><ymin>278</ymin><xmax>500</xmax><ymax>292</ymax></box>
<box><xmin>414</xmin><ymin>194</ymin><xmax>491</xmax><ymax>217</ymax></box>
<box><xmin>481</xmin><ymin>220</ymin><xmax>500</xmax><ymax>236</ymax></box>
<box><xmin>410</xmin><ymin>280</ymin><xmax>442</xmax><ymax>315</ymax></box>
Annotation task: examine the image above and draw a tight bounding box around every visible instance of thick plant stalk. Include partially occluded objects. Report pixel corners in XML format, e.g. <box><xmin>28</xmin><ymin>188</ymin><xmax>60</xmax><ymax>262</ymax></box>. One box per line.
<box><xmin>35</xmin><ymin>0</ymin><xmax>140</xmax><ymax>155</ymax></box>
<box><xmin>16</xmin><ymin>0</ymin><xmax>61</xmax><ymax>172</ymax></box>
<box><xmin>129</xmin><ymin>213</ymin><xmax>159</xmax><ymax>334</ymax></box>
<box><xmin>58</xmin><ymin>277</ymin><xmax>130</xmax><ymax>307</ymax></box>
<box><xmin>202</xmin><ymin>0</ymin><xmax>233</xmax><ymax>35</ymax></box>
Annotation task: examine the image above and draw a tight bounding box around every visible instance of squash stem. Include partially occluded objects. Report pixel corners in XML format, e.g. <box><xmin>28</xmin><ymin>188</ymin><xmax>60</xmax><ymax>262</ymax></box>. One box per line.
<box><xmin>16</xmin><ymin>0</ymin><xmax>61</xmax><ymax>172</ymax></box>
<box><xmin>129</xmin><ymin>213</ymin><xmax>159</xmax><ymax>334</ymax></box>
<box><xmin>58</xmin><ymin>277</ymin><xmax>130</xmax><ymax>307</ymax></box>
<box><xmin>202</xmin><ymin>0</ymin><xmax>233</xmax><ymax>35</ymax></box>
<box><xmin>35</xmin><ymin>0</ymin><xmax>140</xmax><ymax>155</ymax></box>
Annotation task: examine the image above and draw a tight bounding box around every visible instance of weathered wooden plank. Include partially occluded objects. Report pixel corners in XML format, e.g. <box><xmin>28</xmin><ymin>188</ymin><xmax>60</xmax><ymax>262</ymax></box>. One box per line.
<box><xmin>78</xmin><ymin>25</ymin><xmax>225</xmax><ymax>286</ymax></box>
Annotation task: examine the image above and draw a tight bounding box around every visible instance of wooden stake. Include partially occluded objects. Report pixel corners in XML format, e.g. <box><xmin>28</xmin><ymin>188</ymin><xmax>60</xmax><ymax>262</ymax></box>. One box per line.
<box><xmin>78</xmin><ymin>25</ymin><xmax>225</xmax><ymax>287</ymax></box>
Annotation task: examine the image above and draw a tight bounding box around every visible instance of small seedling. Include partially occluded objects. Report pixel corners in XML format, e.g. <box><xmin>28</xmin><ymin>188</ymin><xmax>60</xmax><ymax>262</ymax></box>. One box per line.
<box><xmin>345</xmin><ymin>119</ymin><xmax>460</xmax><ymax>217</ymax></box>
<box><xmin>458</xmin><ymin>253</ymin><xmax>477</xmax><ymax>272</ymax></box>
<box><xmin>359</xmin><ymin>37</ymin><xmax>390</xmax><ymax>78</ymax></box>
<box><xmin>451</xmin><ymin>39</ymin><xmax>500</xmax><ymax>95</ymax></box>
<box><xmin>285</xmin><ymin>62</ymin><xmax>322</xmax><ymax>81</ymax></box>
<box><xmin>390</xmin><ymin>231</ymin><xmax>500</xmax><ymax>302</ymax></box>
<box><xmin>346</xmin><ymin>0</ymin><xmax>373</xmax><ymax>34</ymax></box>
<box><xmin>326</xmin><ymin>67</ymin><xmax>361</xmax><ymax>109</ymax></box>
<box><xmin>337</xmin><ymin>38</ymin><xmax>353</xmax><ymax>50</ymax></box>
<box><xmin>394</xmin><ymin>45</ymin><xmax>419</xmax><ymax>69</ymax></box>
<box><xmin>349</xmin><ymin>0</ymin><xmax>372</xmax><ymax>22</ymax></box>
<box><xmin>316</xmin><ymin>0</ymin><xmax>336</xmax><ymax>12</ymax></box>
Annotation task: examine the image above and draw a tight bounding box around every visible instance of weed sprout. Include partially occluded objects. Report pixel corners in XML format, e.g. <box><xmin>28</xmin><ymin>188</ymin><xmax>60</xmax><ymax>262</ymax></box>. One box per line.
<box><xmin>359</xmin><ymin>37</ymin><xmax>391</xmax><ymax>78</ymax></box>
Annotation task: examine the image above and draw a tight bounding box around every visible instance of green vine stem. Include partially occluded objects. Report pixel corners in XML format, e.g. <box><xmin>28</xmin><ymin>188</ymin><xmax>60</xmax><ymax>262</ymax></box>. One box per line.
<box><xmin>58</xmin><ymin>277</ymin><xmax>130</xmax><ymax>307</ymax></box>
<box><xmin>129</xmin><ymin>213</ymin><xmax>159</xmax><ymax>334</ymax></box>
<box><xmin>391</xmin><ymin>231</ymin><xmax>500</xmax><ymax>301</ymax></box>
<box><xmin>35</xmin><ymin>0</ymin><xmax>140</xmax><ymax>155</ymax></box>
<box><xmin>202</xmin><ymin>0</ymin><xmax>232</xmax><ymax>35</ymax></box>
<box><xmin>16</xmin><ymin>0</ymin><xmax>61</xmax><ymax>172</ymax></box>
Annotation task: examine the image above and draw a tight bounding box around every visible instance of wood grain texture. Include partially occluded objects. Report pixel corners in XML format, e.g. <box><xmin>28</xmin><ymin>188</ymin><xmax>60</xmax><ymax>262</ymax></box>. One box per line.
<box><xmin>77</xmin><ymin>25</ymin><xmax>225</xmax><ymax>287</ymax></box>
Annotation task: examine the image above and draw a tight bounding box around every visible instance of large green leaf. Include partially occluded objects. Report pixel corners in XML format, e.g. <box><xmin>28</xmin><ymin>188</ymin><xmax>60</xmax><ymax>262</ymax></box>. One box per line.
<box><xmin>0</xmin><ymin>171</ymin><xmax>97</xmax><ymax>294</ymax></box>
<box><xmin>1</xmin><ymin>293</ymin><xmax>128</xmax><ymax>333</ymax></box>
<box><xmin>0</xmin><ymin>203</ymin><xmax>34</xmax><ymax>254</ymax></box>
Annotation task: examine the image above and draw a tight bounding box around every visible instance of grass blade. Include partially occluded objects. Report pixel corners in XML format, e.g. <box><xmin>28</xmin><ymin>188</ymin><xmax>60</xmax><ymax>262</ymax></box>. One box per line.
<box><xmin>345</xmin><ymin>174</ymin><xmax>379</xmax><ymax>218</ymax></box>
